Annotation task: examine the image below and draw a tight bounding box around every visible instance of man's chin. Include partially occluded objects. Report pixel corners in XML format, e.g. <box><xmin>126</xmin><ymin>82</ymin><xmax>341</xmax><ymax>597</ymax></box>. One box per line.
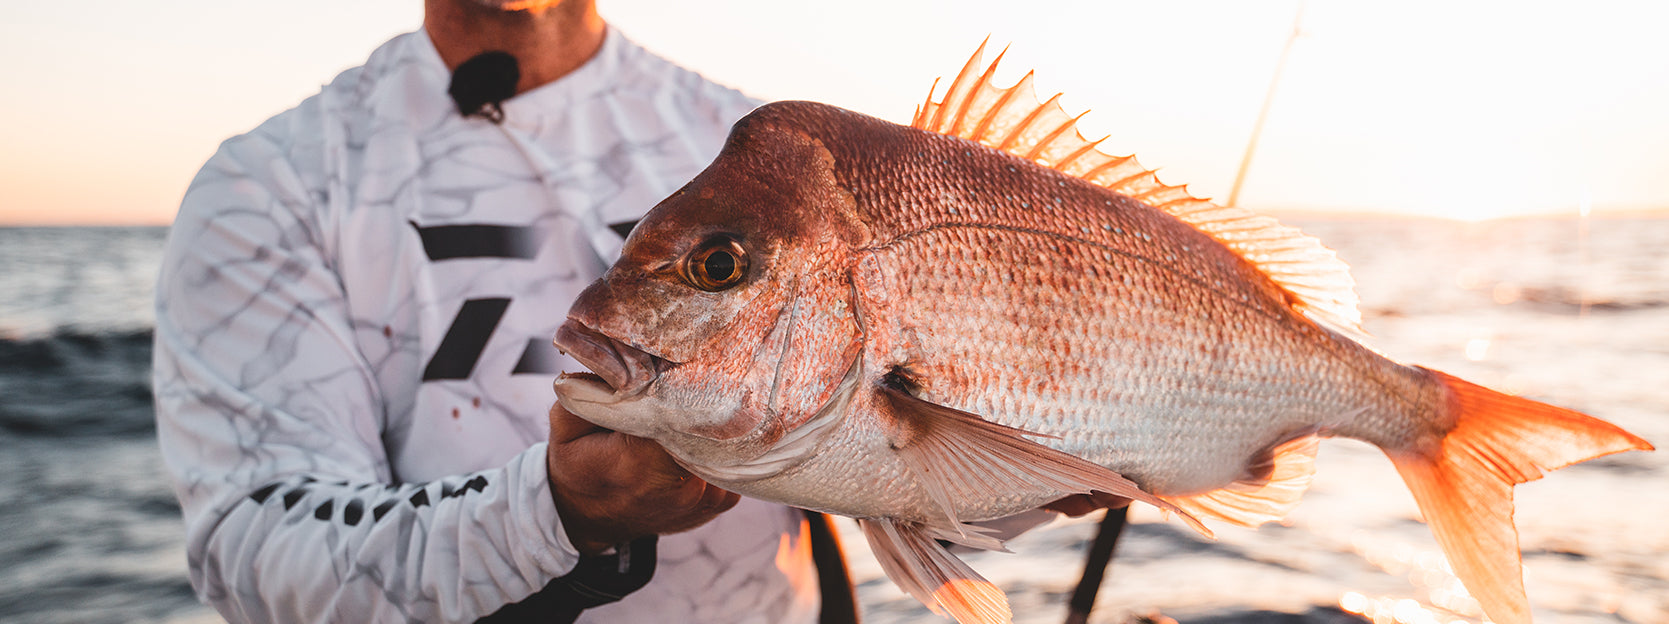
<box><xmin>467</xmin><ymin>0</ymin><xmax>567</xmax><ymax>12</ymax></box>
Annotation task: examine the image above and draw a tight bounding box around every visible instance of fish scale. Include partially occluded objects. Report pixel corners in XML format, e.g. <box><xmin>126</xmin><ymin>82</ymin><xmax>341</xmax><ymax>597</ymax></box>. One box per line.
<box><xmin>552</xmin><ymin>47</ymin><xmax>1652</xmax><ymax>624</ymax></box>
<box><xmin>870</xmin><ymin>224</ymin><xmax>1338</xmax><ymax>497</ymax></box>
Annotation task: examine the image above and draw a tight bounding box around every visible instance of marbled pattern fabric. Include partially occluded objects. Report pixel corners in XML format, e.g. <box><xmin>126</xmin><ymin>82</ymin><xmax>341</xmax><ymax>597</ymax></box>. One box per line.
<box><xmin>154</xmin><ymin>28</ymin><xmax>818</xmax><ymax>623</ymax></box>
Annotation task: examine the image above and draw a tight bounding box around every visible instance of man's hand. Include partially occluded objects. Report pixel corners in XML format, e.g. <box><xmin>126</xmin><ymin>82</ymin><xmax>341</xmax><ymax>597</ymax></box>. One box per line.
<box><xmin>547</xmin><ymin>403</ymin><xmax>740</xmax><ymax>555</ymax></box>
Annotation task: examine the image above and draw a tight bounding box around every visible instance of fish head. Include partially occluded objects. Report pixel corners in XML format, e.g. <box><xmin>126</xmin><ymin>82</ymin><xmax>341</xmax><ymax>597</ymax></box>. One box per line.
<box><xmin>554</xmin><ymin>102</ymin><xmax>872</xmax><ymax>469</ymax></box>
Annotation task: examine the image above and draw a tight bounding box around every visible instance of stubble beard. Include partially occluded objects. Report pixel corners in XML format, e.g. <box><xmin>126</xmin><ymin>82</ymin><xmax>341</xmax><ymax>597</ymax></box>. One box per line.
<box><xmin>466</xmin><ymin>0</ymin><xmax>566</xmax><ymax>12</ymax></box>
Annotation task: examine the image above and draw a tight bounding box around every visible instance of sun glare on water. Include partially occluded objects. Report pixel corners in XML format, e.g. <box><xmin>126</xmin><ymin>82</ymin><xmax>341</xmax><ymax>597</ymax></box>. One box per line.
<box><xmin>1337</xmin><ymin>531</ymin><xmax>1490</xmax><ymax>624</ymax></box>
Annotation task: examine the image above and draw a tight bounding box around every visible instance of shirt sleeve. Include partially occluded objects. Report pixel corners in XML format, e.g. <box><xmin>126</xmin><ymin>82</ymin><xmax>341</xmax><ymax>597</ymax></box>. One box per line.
<box><xmin>153</xmin><ymin>120</ymin><xmax>582</xmax><ymax>623</ymax></box>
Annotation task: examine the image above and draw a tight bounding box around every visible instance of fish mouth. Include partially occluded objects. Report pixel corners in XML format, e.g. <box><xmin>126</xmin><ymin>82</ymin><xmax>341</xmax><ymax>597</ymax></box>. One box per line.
<box><xmin>553</xmin><ymin>320</ymin><xmax>671</xmax><ymax>399</ymax></box>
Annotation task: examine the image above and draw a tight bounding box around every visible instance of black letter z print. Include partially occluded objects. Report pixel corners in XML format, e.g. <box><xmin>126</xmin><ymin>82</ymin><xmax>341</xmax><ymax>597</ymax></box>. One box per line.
<box><xmin>410</xmin><ymin>220</ymin><xmax>638</xmax><ymax>381</ymax></box>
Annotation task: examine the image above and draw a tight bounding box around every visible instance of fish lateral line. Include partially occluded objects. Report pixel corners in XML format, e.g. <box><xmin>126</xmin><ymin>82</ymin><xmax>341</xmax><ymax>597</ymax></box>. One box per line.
<box><xmin>913</xmin><ymin>40</ymin><xmax>1364</xmax><ymax>335</ymax></box>
<box><xmin>856</xmin><ymin>218</ymin><xmax>1299</xmax><ymax>330</ymax></box>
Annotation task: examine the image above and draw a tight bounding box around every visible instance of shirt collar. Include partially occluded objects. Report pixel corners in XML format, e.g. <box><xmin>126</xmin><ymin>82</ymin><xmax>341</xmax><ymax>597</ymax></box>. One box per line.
<box><xmin>397</xmin><ymin>26</ymin><xmax>625</xmax><ymax>127</ymax></box>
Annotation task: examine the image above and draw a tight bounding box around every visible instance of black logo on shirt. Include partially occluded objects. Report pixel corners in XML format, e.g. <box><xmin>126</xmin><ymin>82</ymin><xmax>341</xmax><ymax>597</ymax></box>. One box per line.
<box><xmin>409</xmin><ymin>220</ymin><xmax>636</xmax><ymax>381</ymax></box>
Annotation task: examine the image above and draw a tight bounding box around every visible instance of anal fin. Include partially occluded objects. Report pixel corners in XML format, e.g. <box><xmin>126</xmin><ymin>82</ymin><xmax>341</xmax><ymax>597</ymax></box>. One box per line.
<box><xmin>1161</xmin><ymin>435</ymin><xmax>1319</xmax><ymax>528</ymax></box>
<box><xmin>859</xmin><ymin>518</ymin><xmax>1012</xmax><ymax>624</ymax></box>
<box><xmin>879</xmin><ymin>386</ymin><xmax>1210</xmax><ymax>538</ymax></box>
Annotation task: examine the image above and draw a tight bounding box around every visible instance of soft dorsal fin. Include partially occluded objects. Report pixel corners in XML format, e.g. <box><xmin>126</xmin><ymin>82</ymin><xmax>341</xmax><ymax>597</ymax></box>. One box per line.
<box><xmin>912</xmin><ymin>41</ymin><xmax>1363</xmax><ymax>334</ymax></box>
<box><xmin>1161</xmin><ymin>435</ymin><xmax>1319</xmax><ymax>528</ymax></box>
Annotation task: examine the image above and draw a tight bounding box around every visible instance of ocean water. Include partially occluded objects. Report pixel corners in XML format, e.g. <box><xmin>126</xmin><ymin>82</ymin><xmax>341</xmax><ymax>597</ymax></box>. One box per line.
<box><xmin>1</xmin><ymin>218</ymin><xmax>1664</xmax><ymax>624</ymax></box>
<box><xmin>0</xmin><ymin>227</ymin><xmax>201</xmax><ymax>623</ymax></box>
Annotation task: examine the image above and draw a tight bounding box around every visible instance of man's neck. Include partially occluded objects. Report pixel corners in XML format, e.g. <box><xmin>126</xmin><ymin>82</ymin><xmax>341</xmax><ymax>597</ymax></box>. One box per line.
<box><xmin>424</xmin><ymin>0</ymin><xmax>607</xmax><ymax>95</ymax></box>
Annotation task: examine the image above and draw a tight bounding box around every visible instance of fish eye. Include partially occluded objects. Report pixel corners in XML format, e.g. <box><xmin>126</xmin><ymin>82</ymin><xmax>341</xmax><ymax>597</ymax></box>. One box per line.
<box><xmin>681</xmin><ymin>237</ymin><xmax>749</xmax><ymax>292</ymax></box>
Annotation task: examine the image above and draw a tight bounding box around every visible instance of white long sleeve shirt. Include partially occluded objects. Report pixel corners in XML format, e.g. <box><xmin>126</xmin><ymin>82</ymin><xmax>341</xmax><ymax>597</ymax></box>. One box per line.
<box><xmin>154</xmin><ymin>28</ymin><xmax>820</xmax><ymax>623</ymax></box>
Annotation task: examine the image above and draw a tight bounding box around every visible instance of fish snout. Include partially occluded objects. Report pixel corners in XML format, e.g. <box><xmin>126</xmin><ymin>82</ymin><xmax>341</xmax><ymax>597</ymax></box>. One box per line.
<box><xmin>553</xmin><ymin>321</ymin><xmax>668</xmax><ymax>398</ymax></box>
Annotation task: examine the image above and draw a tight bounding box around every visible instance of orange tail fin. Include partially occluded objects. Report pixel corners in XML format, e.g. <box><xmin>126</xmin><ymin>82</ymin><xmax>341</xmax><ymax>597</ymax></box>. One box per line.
<box><xmin>1389</xmin><ymin>369</ymin><xmax>1653</xmax><ymax>624</ymax></box>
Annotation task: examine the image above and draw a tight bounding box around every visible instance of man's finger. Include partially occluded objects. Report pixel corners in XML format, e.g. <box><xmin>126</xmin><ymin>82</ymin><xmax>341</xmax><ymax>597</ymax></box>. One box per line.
<box><xmin>612</xmin><ymin>434</ymin><xmax>696</xmax><ymax>490</ymax></box>
<box><xmin>660</xmin><ymin>485</ymin><xmax>739</xmax><ymax>534</ymax></box>
<box><xmin>548</xmin><ymin>401</ymin><xmax>607</xmax><ymax>444</ymax></box>
<box><xmin>694</xmin><ymin>483</ymin><xmax>739</xmax><ymax>514</ymax></box>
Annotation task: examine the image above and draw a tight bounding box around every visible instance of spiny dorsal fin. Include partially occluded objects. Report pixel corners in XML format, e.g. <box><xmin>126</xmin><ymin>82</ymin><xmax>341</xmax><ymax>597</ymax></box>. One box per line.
<box><xmin>1161</xmin><ymin>435</ymin><xmax>1319</xmax><ymax>528</ymax></box>
<box><xmin>912</xmin><ymin>42</ymin><xmax>1363</xmax><ymax>334</ymax></box>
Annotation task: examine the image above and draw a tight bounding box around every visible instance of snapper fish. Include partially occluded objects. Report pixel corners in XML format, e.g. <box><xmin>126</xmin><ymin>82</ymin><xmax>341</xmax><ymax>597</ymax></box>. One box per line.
<box><xmin>551</xmin><ymin>44</ymin><xmax>1653</xmax><ymax>624</ymax></box>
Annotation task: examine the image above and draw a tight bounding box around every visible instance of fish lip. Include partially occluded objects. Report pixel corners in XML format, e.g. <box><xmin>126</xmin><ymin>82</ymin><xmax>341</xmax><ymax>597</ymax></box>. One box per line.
<box><xmin>553</xmin><ymin>320</ymin><xmax>671</xmax><ymax>398</ymax></box>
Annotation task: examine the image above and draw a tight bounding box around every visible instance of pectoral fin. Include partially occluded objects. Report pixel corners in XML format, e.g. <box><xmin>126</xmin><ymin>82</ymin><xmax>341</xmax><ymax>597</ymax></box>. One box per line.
<box><xmin>878</xmin><ymin>386</ymin><xmax>1209</xmax><ymax>538</ymax></box>
<box><xmin>859</xmin><ymin>517</ymin><xmax>1011</xmax><ymax>624</ymax></box>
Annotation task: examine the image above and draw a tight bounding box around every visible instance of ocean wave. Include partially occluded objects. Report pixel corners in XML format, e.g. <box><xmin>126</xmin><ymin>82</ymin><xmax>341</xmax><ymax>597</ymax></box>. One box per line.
<box><xmin>0</xmin><ymin>329</ymin><xmax>156</xmax><ymax>438</ymax></box>
<box><xmin>1516</xmin><ymin>286</ymin><xmax>1669</xmax><ymax>312</ymax></box>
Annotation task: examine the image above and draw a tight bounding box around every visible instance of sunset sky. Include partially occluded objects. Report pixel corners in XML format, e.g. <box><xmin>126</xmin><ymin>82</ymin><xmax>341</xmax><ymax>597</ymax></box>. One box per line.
<box><xmin>2</xmin><ymin>0</ymin><xmax>1666</xmax><ymax>225</ymax></box>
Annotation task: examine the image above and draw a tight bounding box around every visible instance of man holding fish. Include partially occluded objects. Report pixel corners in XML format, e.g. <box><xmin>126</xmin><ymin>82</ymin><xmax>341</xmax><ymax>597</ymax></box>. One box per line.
<box><xmin>157</xmin><ymin>0</ymin><xmax>1655</xmax><ymax>623</ymax></box>
<box><xmin>154</xmin><ymin>0</ymin><xmax>843</xmax><ymax>621</ymax></box>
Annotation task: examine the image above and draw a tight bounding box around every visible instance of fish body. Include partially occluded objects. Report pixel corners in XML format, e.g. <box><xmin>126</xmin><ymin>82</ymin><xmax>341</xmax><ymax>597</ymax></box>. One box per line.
<box><xmin>552</xmin><ymin>47</ymin><xmax>1652</xmax><ymax>624</ymax></box>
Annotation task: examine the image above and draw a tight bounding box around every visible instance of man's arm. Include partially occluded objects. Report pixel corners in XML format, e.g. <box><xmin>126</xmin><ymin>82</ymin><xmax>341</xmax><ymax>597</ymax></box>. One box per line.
<box><xmin>158</xmin><ymin>118</ymin><xmax>747</xmax><ymax>623</ymax></box>
<box><xmin>154</xmin><ymin>124</ymin><xmax>590</xmax><ymax>622</ymax></box>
